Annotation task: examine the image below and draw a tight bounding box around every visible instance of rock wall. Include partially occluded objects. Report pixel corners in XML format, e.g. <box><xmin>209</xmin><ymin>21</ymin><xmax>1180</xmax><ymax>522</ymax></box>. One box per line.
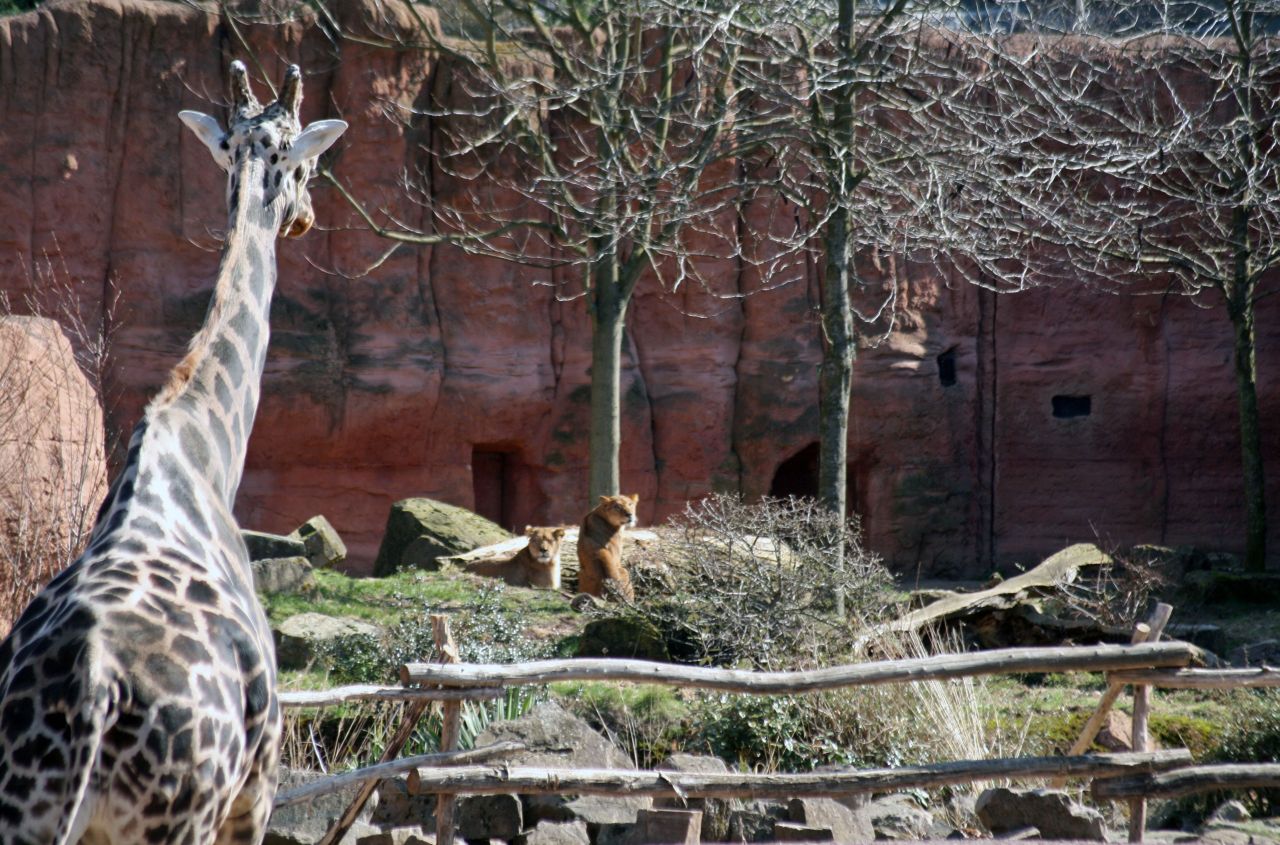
<box><xmin>1</xmin><ymin>0</ymin><xmax>1276</xmax><ymax>575</ymax></box>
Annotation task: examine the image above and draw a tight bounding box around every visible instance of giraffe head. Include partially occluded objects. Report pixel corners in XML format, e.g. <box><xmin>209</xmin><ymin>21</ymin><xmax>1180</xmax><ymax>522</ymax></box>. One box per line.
<box><xmin>179</xmin><ymin>61</ymin><xmax>347</xmax><ymax>238</ymax></box>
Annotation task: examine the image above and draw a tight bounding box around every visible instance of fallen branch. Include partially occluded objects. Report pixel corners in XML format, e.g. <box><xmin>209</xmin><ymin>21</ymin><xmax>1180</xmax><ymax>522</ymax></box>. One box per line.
<box><xmin>400</xmin><ymin>643</ymin><xmax>1196</xmax><ymax>691</ymax></box>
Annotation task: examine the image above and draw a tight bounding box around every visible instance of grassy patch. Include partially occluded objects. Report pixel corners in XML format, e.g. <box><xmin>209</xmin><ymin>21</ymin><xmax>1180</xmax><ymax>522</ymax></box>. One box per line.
<box><xmin>261</xmin><ymin>566</ymin><xmax>570</xmax><ymax>628</ymax></box>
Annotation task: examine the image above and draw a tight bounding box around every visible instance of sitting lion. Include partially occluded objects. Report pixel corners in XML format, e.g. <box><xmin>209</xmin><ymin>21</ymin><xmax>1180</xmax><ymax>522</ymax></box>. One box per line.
<box><xmin>577</xmin><ymin>494</ymin><xmax>638</xmax><ymax>600</ymax></box>
<box><xmin>467</xmin><ymin>526</ymin><xmax>567</xmax><ymax>590</ymax></box>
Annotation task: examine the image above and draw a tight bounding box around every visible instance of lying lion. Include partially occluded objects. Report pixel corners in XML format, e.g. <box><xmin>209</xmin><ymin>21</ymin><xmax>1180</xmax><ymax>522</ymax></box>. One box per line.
<box><xmin>466</xmin><ymin>526</ymin><xmax>567</xmax><ymax>589</ymax></box>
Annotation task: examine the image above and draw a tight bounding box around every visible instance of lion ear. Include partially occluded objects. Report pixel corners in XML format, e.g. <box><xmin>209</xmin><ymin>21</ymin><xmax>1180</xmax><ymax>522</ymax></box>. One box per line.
<box><xmin>598</xmin><ymin>496</ymin><xmax>611</xmax><ymax>504</ymax></box>
<box><xmin>628</xmin><ymin>494</ymin><xmax>639</xmax><ymax>503</ymax></box>
<box><xmin>524</xmin><ymin>525</ymin><xmax>534</xmax><ymax>534</ymax></box>
<box><xmin>554</xmin><ymin>528</ymin><xmax>566</xmax><ymax>538</ymax></box>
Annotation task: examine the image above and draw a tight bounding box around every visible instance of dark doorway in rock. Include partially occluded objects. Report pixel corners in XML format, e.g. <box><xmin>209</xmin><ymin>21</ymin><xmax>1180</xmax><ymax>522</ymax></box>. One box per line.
<box><xmin>937</xmin><ymin>347</ymin><xmax>958</xmax><ymax>387</ymax></box>
<box><xmin>769</xmin><ymin>443</ymin><xmax>859</xmax><ymax>518</ymax></box>
<box><xmin>473</xmin><ymin>447</ymin><xmax>516</xmax><ymax>530</ymax></box>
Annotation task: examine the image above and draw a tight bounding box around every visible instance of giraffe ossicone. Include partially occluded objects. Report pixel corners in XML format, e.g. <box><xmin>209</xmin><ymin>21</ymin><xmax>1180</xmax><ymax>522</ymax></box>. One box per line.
<box><xmin>0</xmin><ymin>62</ymin><xmax>344</xmax><ymax>845</ymax></box>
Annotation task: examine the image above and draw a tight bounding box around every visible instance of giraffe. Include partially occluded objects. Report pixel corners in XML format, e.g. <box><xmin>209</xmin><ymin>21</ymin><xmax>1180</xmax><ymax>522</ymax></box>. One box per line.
<box><xmin>0</xmin><ymin>62</ymin><xmax>346</xmax><ymax>845</ymax></box>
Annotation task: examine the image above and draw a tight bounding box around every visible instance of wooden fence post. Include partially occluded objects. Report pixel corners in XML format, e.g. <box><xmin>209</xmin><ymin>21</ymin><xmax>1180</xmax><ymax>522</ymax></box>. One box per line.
<box><xmin>434</xmin><ymin>614</ymin><xmax>462</xmax><ymax>845</ymax></box>
<box><xmin>316</xmin><ymin>639</ymin><xmax>440</xmax><ymax>845</ymax></box>
<box><xmin>1128</xmin><ymin>603</ymin><xmax>1172</xmax><ymax>843</ymax></box>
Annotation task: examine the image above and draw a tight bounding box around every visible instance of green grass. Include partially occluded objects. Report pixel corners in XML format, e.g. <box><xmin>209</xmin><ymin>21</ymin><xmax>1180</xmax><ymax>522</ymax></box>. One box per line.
<box><xmin>260</xmin><ymin>566</ymin><xmax>570</xmax><ymax>627</ymax></box>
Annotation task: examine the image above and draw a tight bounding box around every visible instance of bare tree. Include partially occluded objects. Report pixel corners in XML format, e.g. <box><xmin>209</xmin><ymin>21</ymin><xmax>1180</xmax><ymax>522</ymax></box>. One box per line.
<box><xmin>932</xmin><ymin>0</ymin><xmax>1280</xmax><ymax>571</ymax></box>
<box><xmin>376</xmin><ymin>0</ymin><xmax>764</xmax><ymax>502</ymax></box>
<box><xmin>731</xmin><ymin>0</ymin><xmax>1059</xmax><ymax>598</ymax></box>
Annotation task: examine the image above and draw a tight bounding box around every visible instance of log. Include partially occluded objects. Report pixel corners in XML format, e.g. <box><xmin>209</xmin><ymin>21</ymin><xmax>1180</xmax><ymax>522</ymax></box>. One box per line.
<box><xmin>398</xmin><ymin>750</ymin><xmax>1192</xmax><ymax>799</ymax></box>
<box><xmin>280</xmin><ymin>684</ymin><xmax>503</xmax><ymax>708</ymax></box>
<box><xmin>1107</xmin><ymin>666</ymin><xmax>1280</xmax><ymax>689</ymax></box>
<box><xmin>400</xmin><ymin>643</ymin><xmax>1196</xmax><ymax>691</ymax></box>
<box><xmin>882</xmin><ymin>544</ymin><xmax>1113</xmax><ymax>637</ymax></box>
<box><xmin>273</xmin><ymin>742</ymin><xmax>526</xmax><ymax>808</ymax></box>
<box><xmin>1093</xmin><ymin>764</ymin><xmax>1280</xmax><ymax>800</ymax></box>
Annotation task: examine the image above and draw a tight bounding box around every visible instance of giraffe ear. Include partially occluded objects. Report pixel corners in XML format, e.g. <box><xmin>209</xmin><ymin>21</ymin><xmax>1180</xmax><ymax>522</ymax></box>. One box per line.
<box><xmin>286</xmin><ymin>119</ymin><xmax>348</xmax><ymax>164</ymax></box>
<box><xmin>179</xmin><ymin>110</ymin><xmax>231</xmax><ymax>169</ymax></box>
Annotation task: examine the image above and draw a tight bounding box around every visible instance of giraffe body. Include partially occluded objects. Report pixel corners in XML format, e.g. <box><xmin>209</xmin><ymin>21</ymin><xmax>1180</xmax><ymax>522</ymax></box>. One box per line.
<box><xmin>0</xmin><ymin>63</ymin><xmax>345</xmax><ymax>845</ymax></box>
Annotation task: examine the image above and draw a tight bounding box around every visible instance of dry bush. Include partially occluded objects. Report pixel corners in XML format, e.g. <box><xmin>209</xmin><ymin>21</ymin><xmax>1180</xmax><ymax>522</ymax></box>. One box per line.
<box><xmin>1057</xmin><ymin>543</ymin><xmax>1169</xmax><ymax>630</ymax></box>
<box><xmin>622</xmin><ymin>494</ymin><xmax>894</xmax><ymax>670</ymax></box>
<box><xmin>0</xmin><ymin>250</ymin><xmax>114</xmax><ymax>635</ymax></box>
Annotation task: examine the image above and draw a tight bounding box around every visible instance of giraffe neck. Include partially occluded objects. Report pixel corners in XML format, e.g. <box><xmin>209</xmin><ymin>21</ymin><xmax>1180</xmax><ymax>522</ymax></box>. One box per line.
<box><xmin>146</xmin><ymin>153</ymin><xmax>283</xmax><ymax>506</ymax></box>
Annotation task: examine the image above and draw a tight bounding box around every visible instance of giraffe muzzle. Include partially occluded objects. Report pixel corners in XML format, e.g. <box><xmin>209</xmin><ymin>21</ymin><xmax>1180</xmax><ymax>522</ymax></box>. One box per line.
<box><xmin>284</xmin><ymin>212</ymin><xmax>314</xmax><ymax>239</ymax></box>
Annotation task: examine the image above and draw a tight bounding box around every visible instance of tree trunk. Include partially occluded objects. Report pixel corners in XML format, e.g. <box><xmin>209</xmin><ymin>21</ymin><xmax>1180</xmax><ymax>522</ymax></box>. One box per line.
<box><xmin>1229</xmin><ymin>296</ymin><xmax>1267</xmax><ymax>572</ymax></box>
<box><xmin>819</xmin><ymin>207</ymin><xmax>855</xmax><ymax>618</ymax></box>
<box><xmin>819</xmin><ymin>211</ymin><xmax>854</xmax><ymax>520</ymax></box>
<box><xmin>817</xmin><ymin>0</ymin><xmax>860</xmax><ymax>619</ymax></box>
<box><xmin>589</xmin><ymin>255</ymin><xmax>626</xmax><ymax>501</ymax></box>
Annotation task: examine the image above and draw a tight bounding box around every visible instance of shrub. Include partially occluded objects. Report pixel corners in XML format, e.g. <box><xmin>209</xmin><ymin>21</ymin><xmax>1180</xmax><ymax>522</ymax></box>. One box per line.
<box><xmin>314</xmin><ymin>582</ymin><xmax>554</xmax><ymax>685</ymax></box>
<box><xmin>1206</xmin><ymin>690</ymin><xmax>1280</xmax><ymax>816</ymax></box>
<box><xmin>618</xmin><ymin>494</ymin><xmax>894</xmax><ymax>669</ymax></box>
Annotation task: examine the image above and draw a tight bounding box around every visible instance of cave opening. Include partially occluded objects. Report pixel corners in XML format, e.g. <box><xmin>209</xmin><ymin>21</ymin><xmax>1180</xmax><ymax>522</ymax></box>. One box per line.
<box><xmin>472</xmin><ymin>446</ymin><xmax>518</xmax><ymax>530</ymax></box>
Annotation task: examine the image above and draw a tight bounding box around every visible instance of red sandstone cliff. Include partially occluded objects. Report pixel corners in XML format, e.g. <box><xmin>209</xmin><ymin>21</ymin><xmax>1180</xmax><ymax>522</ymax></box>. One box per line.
<box><xmin>0</xmin><ymin>0</ymin><xmax>1276</xmax><ymax>575</ymax></box>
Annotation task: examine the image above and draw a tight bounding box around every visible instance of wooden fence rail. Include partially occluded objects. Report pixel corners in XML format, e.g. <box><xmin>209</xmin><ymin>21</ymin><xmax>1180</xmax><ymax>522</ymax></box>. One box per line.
<box><xmin>280</xmin><ymin>630</ymin><xmax>1272</xmax><ymax>845</ymax></box>
<box><xmin>398</xmin><ymin>750</ymin><xmax>1192</xmax><ymax>800</ymax></box>
<box><xmin>399</xmin><ymin>642</ymin><xmax>1195</xmax><ymax>691</ymax></box>
<box><xmin>1093</xmin><ymin>764</ymin><xmax>1280</xmax><ymax>801</ymax></box>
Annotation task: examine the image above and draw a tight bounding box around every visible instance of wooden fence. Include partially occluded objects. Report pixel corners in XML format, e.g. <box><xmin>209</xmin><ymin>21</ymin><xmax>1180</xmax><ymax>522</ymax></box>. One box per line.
<box><xmin>275</xmin><ymin>606</ymin><xmax>1280</xmax><ymax>844</ymax></box>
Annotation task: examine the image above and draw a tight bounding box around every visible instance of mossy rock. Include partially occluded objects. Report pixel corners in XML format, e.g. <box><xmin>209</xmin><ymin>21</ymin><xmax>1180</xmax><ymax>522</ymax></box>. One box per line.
<box><xmin>577</xmin><ymin>616</ymin><xmax>671</xmax><ymax>661</ymax></box>
<box><xmin>373</xmin><ymin>498</ymin><xmax>514</xmax><ymax>577</ymax></box>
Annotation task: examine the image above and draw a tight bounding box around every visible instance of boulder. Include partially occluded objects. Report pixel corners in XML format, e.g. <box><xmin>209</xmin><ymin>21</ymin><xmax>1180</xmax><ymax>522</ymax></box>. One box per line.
<box><xmin>867</xmin><ymin>793</ymin><xmax>934</xmax><ymax>840</ymax></box>
<box><xmin>458</xmin><ymin>794</ymin><xmax>522</xmax><ymax>841</ymax></box>
<box><xmin>771</xmin><ymin>822</ymin><xmax>834</xmax><ymax>841</ymax></box>
<box><xmin>373</xmin><ymin>777</ymin><xmax>436</xmax><ymax>829</ymax></box>
<box><xmin>1168</xmin><ymin>623</ymin><xmax>1227</xmax><ymax>656</ymax></box>
<box><xmin>787</xmin><ymin>797</ymin><xmax>873</xmax><ymax>843</ymax></box>
<box><xmin>727</xmin><ymin>807</ymin><xmax>779</xmax><ymax>843</ymax></box>
<box><xmin>244</xmin><ymin>529</ymin><xmax>307</xmax><ymax>561</ymax></box>
<box><xmin>577</xmin><ymin>616</ymin><xmax>670</xmax><ymax>661</ymax></box>
<box><xmin>975</xmin><ymin>787</ymin><xmax>1107</xmax><ymax>841</ymax></box>
<box><xmin>655</xmin><ymin>753</ymin><xmax>737</xmax><ymax>841</ymax></box>
<box><xmin>1228</xmin><ymin>639</ymin><xmax>1280</xmax><ymax>667</ymax></box>
<box><xmin>0</xmin><ymin>316</ymin><xmax>107</xmax><ymax>594</ymax></box>
<box><xmin>266</xmin><ymin>767</ymin><xmax>381</xmax><ymax>845</ymax></box>
<box><xmin>273</xmin><ymin>613</ymin><xmax>381</xmax><ymax>671</ymax></box>
<box><xmin>1205</xmin><ymin>800</ymin><xmax>1251</xmax><ymax>826</ymax></box>
<box><xmin>514</xmin><ymin>821</ymin><xmax>590</xmax><ymax>845</ymax></box>
<box><xmin>252</xmin><ymin>556</ymin><xmax>315</xmax><ymax>595</ymax></box>
<box><xmin>292</xmin><ymin>514</ymin><xmax>349</xmax><ymax>569</ymax></box>
<box><xmin>633</xmin><ymin>809</ymin><xmax>702</xmax><ymax>845</ymax></box>
<box><xmin>373</xmin><ymin>498</ymin><xmax>513</xmax><ymax>577</ymax></box>
<box><xmin>355</xmin><ymin>831</ymin><xmax>431</xmax><ymax>845</ymax></box>
<box><xmin>473</xmin><ymin>701</ymin><xmax>650</xmax><ymax>827</ymax></box>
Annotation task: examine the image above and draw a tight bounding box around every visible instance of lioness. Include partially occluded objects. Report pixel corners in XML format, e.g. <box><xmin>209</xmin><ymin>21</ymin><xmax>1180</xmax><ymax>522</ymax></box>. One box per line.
<box><xmin>577</xmin><ymin>494</ymin><xmax>638</xmax><ymax>600</ymax></box>
<box><xmin>467</xmin><ymin>526</ymin><xmax>567</xmax><ymax>589</ymax></box>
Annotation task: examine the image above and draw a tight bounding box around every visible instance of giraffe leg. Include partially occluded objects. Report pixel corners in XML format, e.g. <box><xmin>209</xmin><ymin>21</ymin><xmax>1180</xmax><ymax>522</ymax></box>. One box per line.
<box><xmin>212</xmin><ymin>764</ymin><xmax>277</xmax><ymax>845</ymax></box>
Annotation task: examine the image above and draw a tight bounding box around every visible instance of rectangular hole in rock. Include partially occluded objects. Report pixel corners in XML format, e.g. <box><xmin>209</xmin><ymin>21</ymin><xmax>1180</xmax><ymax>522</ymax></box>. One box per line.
<box><xmin>1052</xmin><ymin>395</ymin><xmax>1092</xmax><ymax>419</ymax></box>
<box><xmin>937</xmin><ymin>347</ymin><xmax>957</xmax><ymax>387</ymax></box>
